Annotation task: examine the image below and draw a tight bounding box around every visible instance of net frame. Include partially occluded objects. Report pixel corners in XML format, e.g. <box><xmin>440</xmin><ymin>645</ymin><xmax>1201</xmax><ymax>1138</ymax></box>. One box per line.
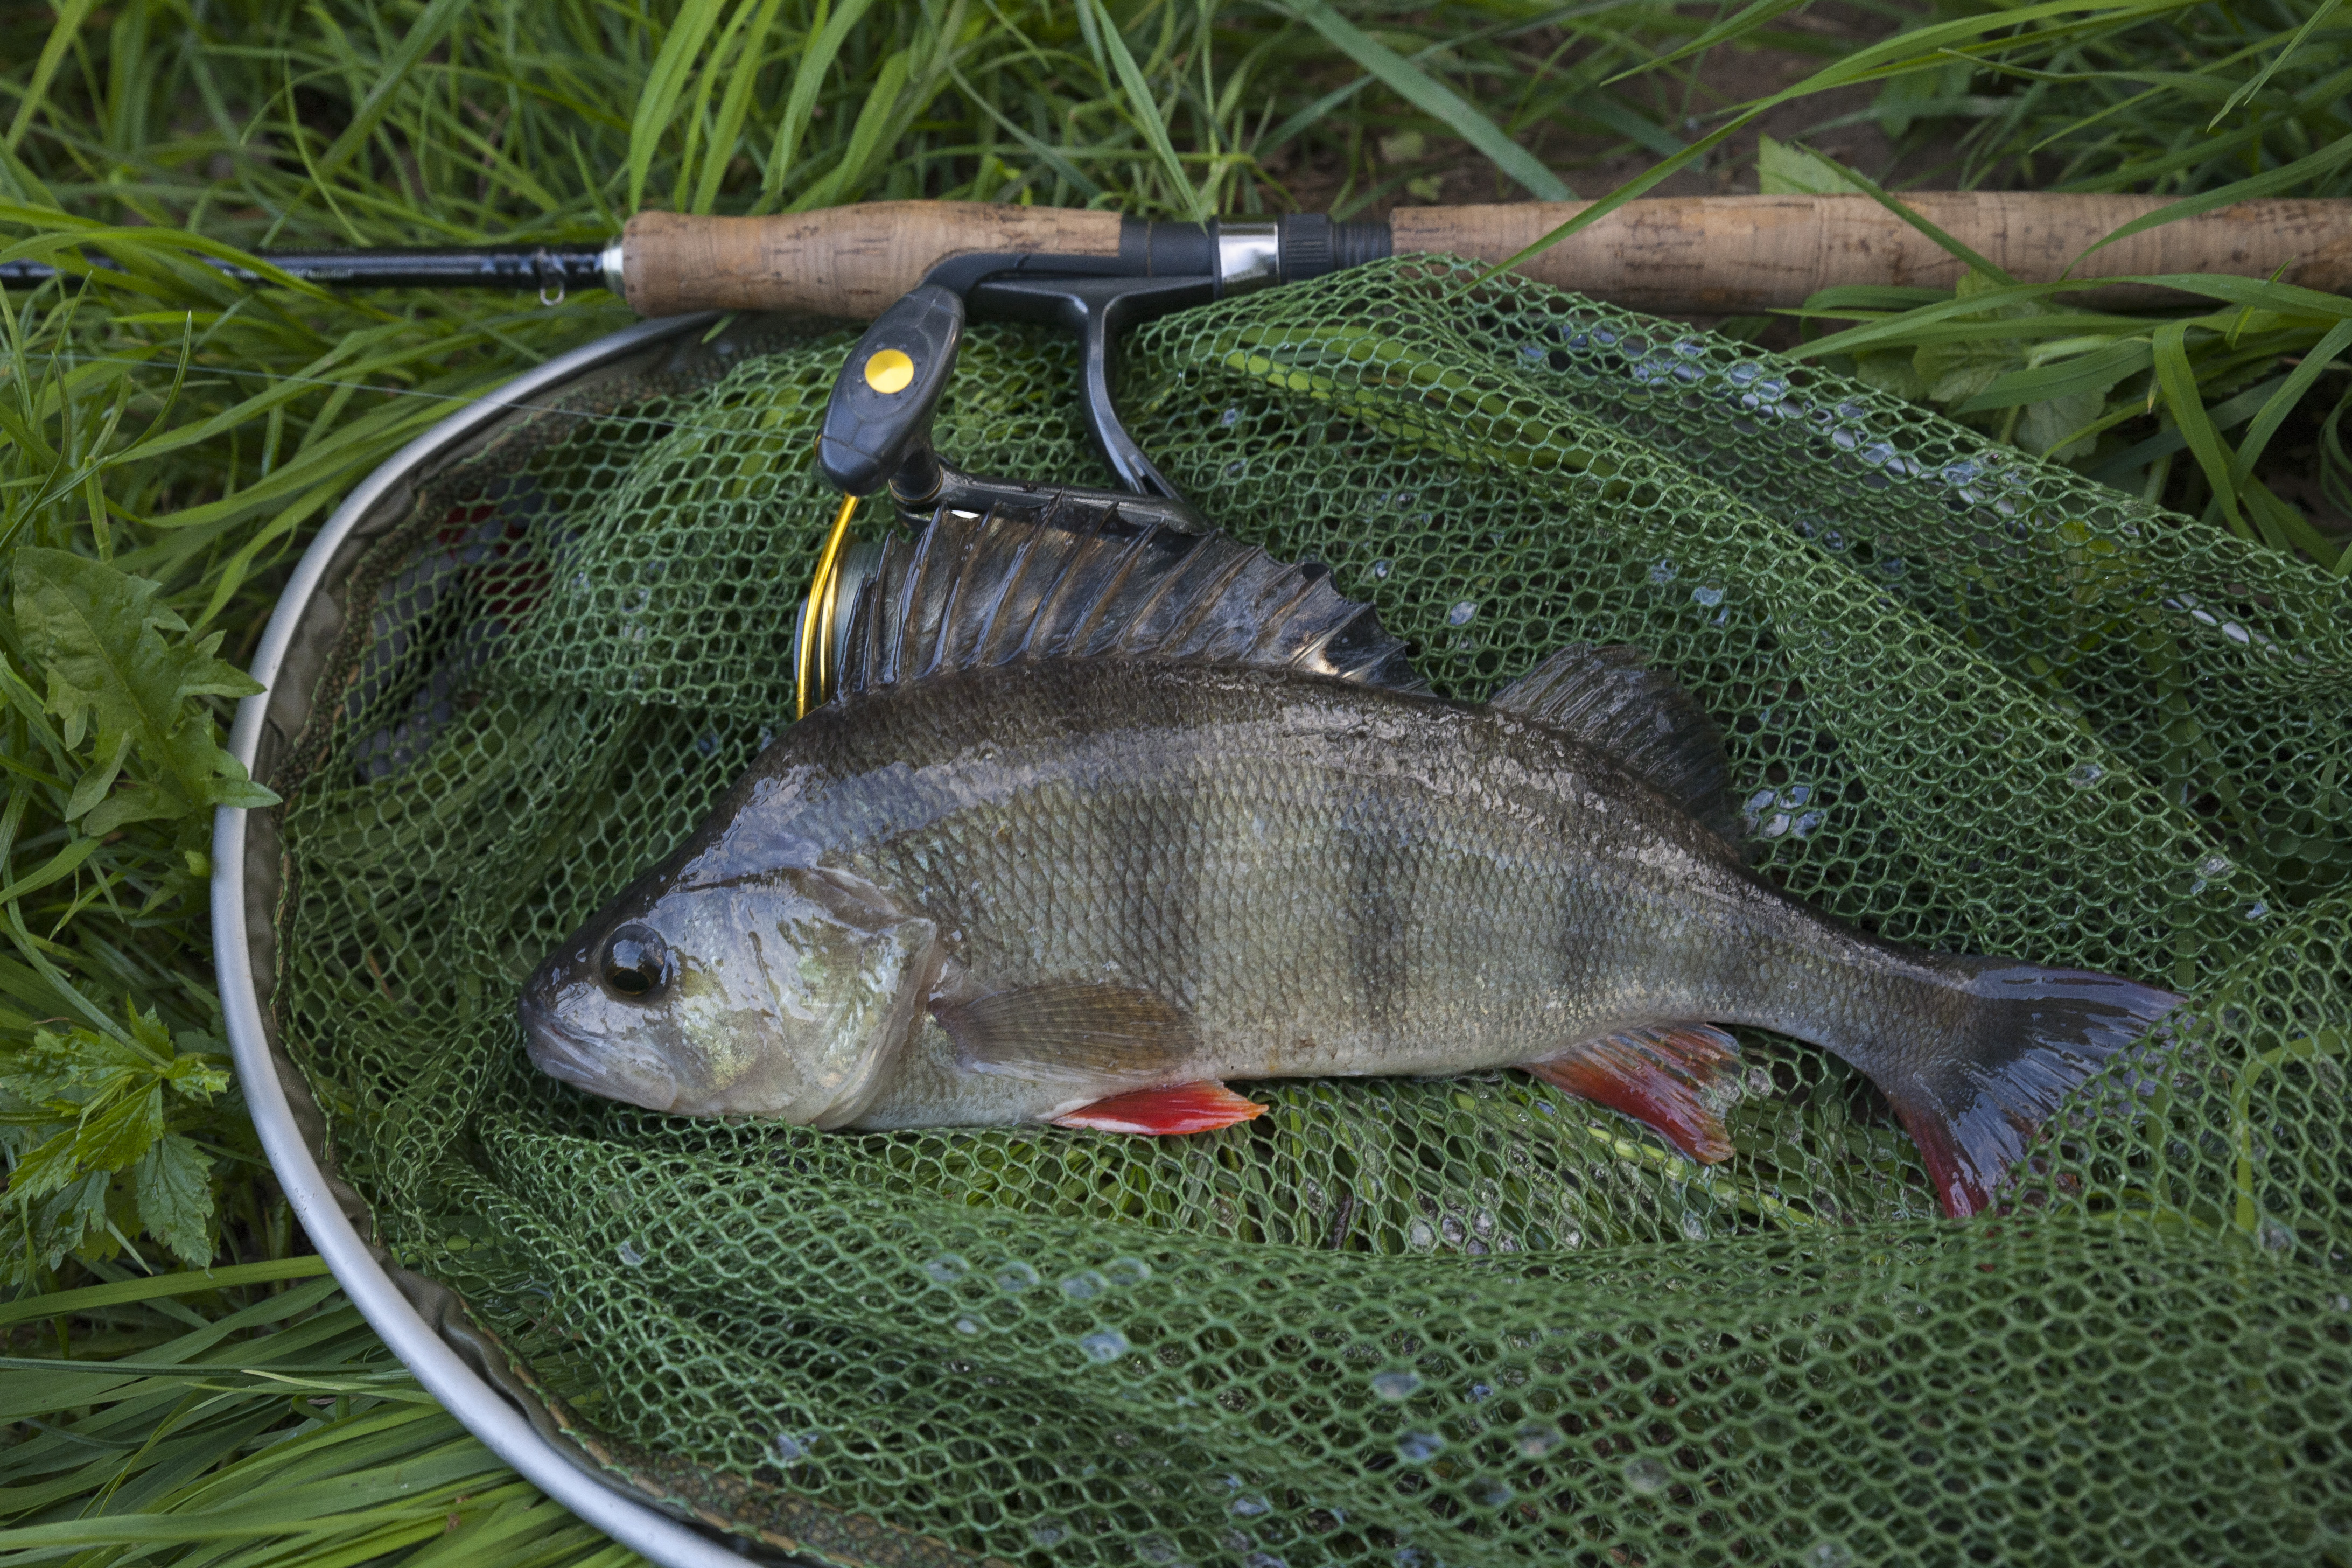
<box><xmin>214</xmin><ymin>310</ymin><xmax>785</xmax><ymax>1568</ymax></box>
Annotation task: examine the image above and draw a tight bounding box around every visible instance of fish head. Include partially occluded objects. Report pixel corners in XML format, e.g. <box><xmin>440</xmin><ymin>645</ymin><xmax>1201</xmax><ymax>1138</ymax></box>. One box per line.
<box><xmin>520</xmin><ymin>864</ymin><xmax>939</xmax><ymax>1125</ymax></box>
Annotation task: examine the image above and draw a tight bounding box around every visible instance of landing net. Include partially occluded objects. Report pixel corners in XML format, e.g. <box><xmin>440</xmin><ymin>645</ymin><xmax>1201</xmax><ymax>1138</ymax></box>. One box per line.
<box><xmin>264</xmin><ymin>258</ymin><xmax>2350</xmax><ymax>1567</ymax></box>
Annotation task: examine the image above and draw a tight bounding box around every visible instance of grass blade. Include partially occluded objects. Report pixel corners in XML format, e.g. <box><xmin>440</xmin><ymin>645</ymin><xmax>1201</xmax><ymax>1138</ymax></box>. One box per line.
<box><xmin>1282</xmin><ymin>0</ymin><xmax>1574</xmax><ymax>202</ymax></box>
<box><xmin>626</xmin><ymin>0</ymin><xmax>728</xmax><ymax>215</ymax></box>
<box><xmin>309</xmin><ymin>0</ymin><xmax>473</xmax><ymax>189</ymax></box>
<box><xmin>1086</xmin><ymin>0</ymin><xmax>1205</xmax><ymax>218</ymax></box>
<box><xmin>2069</xmin><ymin>128</ymin><xmax>2352</xmax><ymax>270</ymax></box>
<box><xmin>758</xmin><ymin>0</ymin><xmax>884</xmax><ymax>208</ymax></box>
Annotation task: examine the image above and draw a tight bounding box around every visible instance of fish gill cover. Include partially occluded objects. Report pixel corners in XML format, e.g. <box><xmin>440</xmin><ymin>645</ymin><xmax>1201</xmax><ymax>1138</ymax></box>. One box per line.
<box><xmin>264</xmin><ymin>260</ymin><xmax>2350</xmax><ymax>1567</ymax></box>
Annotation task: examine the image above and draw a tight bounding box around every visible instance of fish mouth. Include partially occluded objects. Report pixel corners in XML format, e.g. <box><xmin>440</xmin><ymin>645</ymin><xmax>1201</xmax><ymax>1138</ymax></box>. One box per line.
<box><xmin>518</xmin><ymin>972</ymin><xmax>682</xmax><ymax>1112</ymax></box>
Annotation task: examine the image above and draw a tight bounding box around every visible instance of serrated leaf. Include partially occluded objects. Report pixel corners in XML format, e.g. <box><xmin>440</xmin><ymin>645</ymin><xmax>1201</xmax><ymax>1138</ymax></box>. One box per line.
<box><xmin>132</xmin><ymin>1133</ymin><xmax>214</xmax><ymax>1266</ymax></box>
<box><xmin>17</xmin><ymin>1023</ymin><xmax>152</xmax><ymax>1097</ymax></box>
<box><xmin>162</xmin><ymin>1052</ymin><xmax>231</xmax><ymax>1101</ymax></box>
<box><xmin>74</xmin><ymin>1083</ymin><xmax>165</xmax><ymax>1174</ymax></box>
<box><xmin>11</xmin><ymin>547</ymin><xmax>275</xmax><ymax>826</ymax></box>
<box><xmin>83</xmin><ymin>782</ymin><xmax>182</xmax><ymax>836</ymax></box>
<box><xmin>5</xmin><ymin>1124</ymin><xmax>84</xmax><ymax>1202</ymax></box>
<box><xmin>1915</xmin><ymin>336</ymin><xmax>2017</xmax><ymax>404</ymax></box>
<box><xmin>1757</xmin><ymin>134</ymin><xmax>1859</xmax><ymax>195</ymax></box>
<box><xmin>1850</xmin><ymin>349</ymin><xmax>1928</xmax><ymax>400</ymax></box>
<box><xmin>2020</xmin><ymin>388</ymin><xmax>2109</xmax><ymax>463</ymax></box>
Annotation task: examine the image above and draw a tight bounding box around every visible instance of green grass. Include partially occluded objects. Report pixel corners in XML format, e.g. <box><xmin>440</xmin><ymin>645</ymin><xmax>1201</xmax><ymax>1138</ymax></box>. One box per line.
<box><xmin>2</xmin><ymin>0</ymin><xmax>2346</xmax><ymax>1559</ymax></box>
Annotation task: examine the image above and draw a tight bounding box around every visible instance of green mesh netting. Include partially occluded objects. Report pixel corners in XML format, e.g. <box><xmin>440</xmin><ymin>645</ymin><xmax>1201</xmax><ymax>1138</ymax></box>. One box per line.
<box><xmin>268</xmin><ymin>258</ymin><xmax>2351</xmax><ymax>1568</ymax></box>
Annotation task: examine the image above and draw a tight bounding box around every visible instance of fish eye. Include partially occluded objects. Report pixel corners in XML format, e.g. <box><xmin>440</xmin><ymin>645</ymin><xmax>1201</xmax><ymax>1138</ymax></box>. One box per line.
<box><xmin>603</xmin><ymin>925</ymin><xmax>669</xmax><ymax>998</ymax></box>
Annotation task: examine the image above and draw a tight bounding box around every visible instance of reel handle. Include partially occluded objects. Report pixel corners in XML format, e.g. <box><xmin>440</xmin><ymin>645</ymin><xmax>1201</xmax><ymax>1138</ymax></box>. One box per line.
<box><xmin>816</xmin><ymin>284</ymin><xmax>964</xmax><ymax>502</ymax></box>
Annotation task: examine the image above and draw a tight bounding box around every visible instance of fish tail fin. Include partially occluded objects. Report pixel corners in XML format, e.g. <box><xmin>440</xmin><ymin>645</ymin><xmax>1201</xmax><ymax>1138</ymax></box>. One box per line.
<box><xmin>1877</xmin><ymin>961</ymin><xmax>2180</xmax><ymax>1220</ymax></box>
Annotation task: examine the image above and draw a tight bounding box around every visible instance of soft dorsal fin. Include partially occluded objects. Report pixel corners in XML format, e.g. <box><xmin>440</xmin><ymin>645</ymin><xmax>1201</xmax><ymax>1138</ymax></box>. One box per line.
<box><xmin>1491</xmin><ymin>643</ymin><xmax>1741</xmax><ymax>844</ymax></box>
<box><xmin>832</xmin><ymin>500</ymin><xmax>1427</xmax><ymax>700</ymax></box>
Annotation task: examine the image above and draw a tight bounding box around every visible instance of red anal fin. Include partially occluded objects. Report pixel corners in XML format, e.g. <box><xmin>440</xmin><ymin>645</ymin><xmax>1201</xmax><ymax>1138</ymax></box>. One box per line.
<box><xmin>1054</xmin><ymin>1081</ymin><xmax>1266</xmax><ymax>1136</ymax></box>
<box><xmin>1524</xmin><ymin>1024</ymin><xmax>1742</xmax><ymax>1164</ymax></box>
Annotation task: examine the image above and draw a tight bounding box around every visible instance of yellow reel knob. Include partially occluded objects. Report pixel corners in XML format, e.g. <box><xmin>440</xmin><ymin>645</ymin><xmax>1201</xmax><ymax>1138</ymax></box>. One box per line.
<box><xmin>863</xmin><ymin>348</ymin><xmax>915</xmax><ymax>395</ymax></box>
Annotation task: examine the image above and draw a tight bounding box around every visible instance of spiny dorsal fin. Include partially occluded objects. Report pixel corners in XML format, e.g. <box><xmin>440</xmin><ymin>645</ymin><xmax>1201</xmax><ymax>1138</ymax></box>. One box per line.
<box><xmin>1491</xmin><ymin>643</ymin><xmax>1741</xmax><ymax>844</ymax></box>
<box><xmin>834</xmin><ymin>499</ymin><xmax>1427</xmax><ymax>699</ymax></box>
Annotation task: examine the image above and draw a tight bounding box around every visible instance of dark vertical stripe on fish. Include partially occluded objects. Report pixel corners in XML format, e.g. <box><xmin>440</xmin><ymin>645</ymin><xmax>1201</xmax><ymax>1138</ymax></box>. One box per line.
<box><xmin>1124</xmin><ymin>748</ymin><xmax>1201</xmax><ymax>1011</ymax></box>
<box><xmin>1343</xmin><ymin>786</ymin><xmax>1408</xmax><ymax>1036</ymax></box>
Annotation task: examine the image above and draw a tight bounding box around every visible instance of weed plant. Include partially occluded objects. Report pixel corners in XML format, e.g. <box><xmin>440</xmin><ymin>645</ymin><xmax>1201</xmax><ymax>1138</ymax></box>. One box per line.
<box><xmin>1</xmin><ymin>0</ymin><xmax>2346</xmax><ymax>1558</ymax></box>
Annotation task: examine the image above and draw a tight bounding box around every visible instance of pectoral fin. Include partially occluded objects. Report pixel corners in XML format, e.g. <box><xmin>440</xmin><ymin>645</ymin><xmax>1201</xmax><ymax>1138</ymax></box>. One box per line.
<box><xmin>932</xmin><ymin>981</ymin><xmax>1201</xmax><ymax>1081</ymax></box>
<box><xmin>1054</xmin><ymin>1081</ymin><xmax>1266</xmax><ymax>1135</ymax></box>
<box><xmin>1523</xmin><ymin>1023</ymin><xmax>1744</xmax><ymax>1163</ymax></box>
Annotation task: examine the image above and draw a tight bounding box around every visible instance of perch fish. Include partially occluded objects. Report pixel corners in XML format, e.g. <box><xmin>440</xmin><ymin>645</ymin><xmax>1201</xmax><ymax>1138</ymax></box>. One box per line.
<box><xmin>520</xmin><ymin>506</ymin><xmax>2178</xmax><ymax>1218</ymax></box>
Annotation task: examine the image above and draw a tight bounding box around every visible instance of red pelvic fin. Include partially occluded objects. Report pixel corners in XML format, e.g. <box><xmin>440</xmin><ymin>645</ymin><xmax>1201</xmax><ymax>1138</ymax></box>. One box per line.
<box><xmin>1524</xmin><ymin>1024</ymin><xmax>1743</xmax><ymax>1163</ymax></box>
<box><xmin>1054</xmin><ymin>1081</ymin><xmax>1267</xmax><ymax>1136</ymax></box>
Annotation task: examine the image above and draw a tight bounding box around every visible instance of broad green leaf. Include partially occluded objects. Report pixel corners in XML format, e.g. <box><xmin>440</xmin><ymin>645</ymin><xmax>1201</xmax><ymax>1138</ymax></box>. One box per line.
<box><xmin>74</xmin><ymin>1081</ymin><xmax>165</xmax><ymax>1174</ymax></box>
<box><xmin>1757</xmin><ymin>134</ymin><xmax>1858</xmax><ymax>195</ymax></box>
<box><xmin>132</xmin><ymin>1133</ymin><xmax>214</xmax><ymax>1266</ymax></box>
<box><xmin>10</xmin><ymin>547</ymin><xmax>276</xmax><ymax>827</ymax></box>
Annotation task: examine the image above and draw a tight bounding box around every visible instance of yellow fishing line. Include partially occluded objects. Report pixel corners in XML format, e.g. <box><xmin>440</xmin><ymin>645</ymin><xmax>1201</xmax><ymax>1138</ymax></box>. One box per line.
<box><xmin>796</xmin><ymin>492</ymin><xmax>859</xmax><ymax>719</ymax></box>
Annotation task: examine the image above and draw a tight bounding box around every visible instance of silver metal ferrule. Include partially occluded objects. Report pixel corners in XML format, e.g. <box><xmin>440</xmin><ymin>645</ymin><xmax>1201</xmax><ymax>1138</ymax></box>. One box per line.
<box><xmin>599</xmin><ymin>237</ymin><xmax>628</xmax><ymax>299</ymax></box>
<box><xmin>1215</xmin><ymin>219</ymin><xmax>1281</xmax><ymax>296</ymax></box>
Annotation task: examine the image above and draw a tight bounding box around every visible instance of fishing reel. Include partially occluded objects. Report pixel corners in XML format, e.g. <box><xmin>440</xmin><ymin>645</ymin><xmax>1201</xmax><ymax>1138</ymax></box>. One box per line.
<box><xmin>792</xmin><ymin>232</ymin><xmax>1319</xmax><ymax>716</ymax></box>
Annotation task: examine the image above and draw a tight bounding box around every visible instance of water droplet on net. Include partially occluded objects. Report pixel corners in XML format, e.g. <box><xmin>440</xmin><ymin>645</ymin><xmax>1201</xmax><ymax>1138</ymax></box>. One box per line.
<box><xmin>1372</xmin><ymin>558</ymin><xmax>1392</xmax><ymax>579</ymax></box>
<box><xmin>1030</xmin><ymin>1521</ymin><xmax>1066</xmax><ymax>1547</ymax></box>
<box><xmin>2245</xmin><ymin>900</ymin><xmax>2270</xmax><ymax>921</ymax></box>
<box><xmin>923</xmin><ymin>1254</ymin><xmax>968</xmax><ymax>1284</ymax></box>
<box><xmin>1448</xmin><ymin>601</ymin><xmax>1478</xmax><ymax>627</ymax></box>
<box><xmin>1474</xmin><ymin>1478</ymin><xmax>1515</xmax><ymax>1507</ymax></box>
<box><xmin>1746</xmin><ymin>1066</ymin><xmax>1775</xmax><ymax>1097</ymax></box>
<box><xmin>1137</xmin><ymin>1536</ymin><xmax>1180</xmax><ymax>1565</ymax></box>
<box><xmin>1081</xmin><ymin>1328</ymin><xmax>1129</xmax><ymax>1363</ymax></box>
<box><xmin>1060</xmin><ymin>1270</ymin><xmax>1106</xmax><ymax>1300</ymax></box>
<box><xmin>773</xmin><ymin>1430</ymin><xmax>821</xmax><ymax>1464</ymax></box>
<box><xmin>996</xmin><ymin>1261</ymin><xmax>1040</xmax><ymax>1291</ymax></box>
<box><xmin>1230</xmin><ymin>1494</ymin><xmax>1271</xmax><ymax>1517</ymax></box>
<box><xmin>954</xmin><ymin>1317</ymin><xmax>981</xmax><ymax>1335</ymax></box>
<box><xmin>1104</xmin><ymin>1255</ymin><xmax>1152</xmax><ymax>1286</ymax></box>
<box><xmin>2196</xmin><ymin>852</ymin><xmax>2234</xmax><ymax>879</ymax></box>
<box><xmin>1623</xmin><ymin>1456</ymin><xmax>1670</xmax><ymax>1495</ymax></box>
<box><xmin>1691</xmin><ymin>585</ymin><xmax>1724</xmax><ymax>608</ymax></box>
<box><xmin>1515</xmin><ymin>1422</ymin><xmax>1563</xmax><ymax>1458</ymax></box>
<box><xmin>1809</xmin><ymin>1542</ymin><xmax>1853</xmax><ymax>1568</ymax></box>
<box><xmin>2066</xmin><ymin>761</ymin><xmax>2105</xmax><ymax>788</ymax></box>
<box><xmin>615</xmin><ymin>1240</ymin><xmax>645</xmax><ymax>1267</ymax></box>
<box><xmin>1371</xmin><ymin>1368</ymin><xmax>1422</xmax><ymax>1400</ymax></box>
<box><xmin>2259</xmin><ymin>1216</ymin><xmax>2295</xmax><ymax>1255</ymax></box>
<box><xmin>1649</xmin><ymin>558</ymin><xmax>1677</xmax><ymax>585</ymax></box>
<box><xmin>1396</xmin><ymin>1431</ymin><xmax>1446</xmax><ymax>1463</ymax></box>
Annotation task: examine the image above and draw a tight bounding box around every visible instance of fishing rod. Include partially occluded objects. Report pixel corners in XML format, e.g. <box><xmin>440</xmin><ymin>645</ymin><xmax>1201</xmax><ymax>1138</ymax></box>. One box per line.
<box><xmin>13</xmin><ymin>191</ymin><xmax>2350</xmax><ymax>715</ymax></box>
<box><xmin>6</xmin><ymin>194</ymin><xmax>2350</xmax><ymax>316</ymax></box>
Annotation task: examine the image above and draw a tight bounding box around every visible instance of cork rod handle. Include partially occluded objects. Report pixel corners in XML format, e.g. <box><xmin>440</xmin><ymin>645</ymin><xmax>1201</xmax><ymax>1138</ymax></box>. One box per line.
<box><xmin>619</xmin><ymin>194</ymin><xmax>2352</xmax><ymax>319</ymax></box>
<box><xmin>1390</xmin><ymin>193</ymin><xmax>2352</xmax><ymax>311</ymax></box>
<box><xmin>621</xmin><ymin>201</ymin><xmax>1123</xmax><ymax>317</ymax></box>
